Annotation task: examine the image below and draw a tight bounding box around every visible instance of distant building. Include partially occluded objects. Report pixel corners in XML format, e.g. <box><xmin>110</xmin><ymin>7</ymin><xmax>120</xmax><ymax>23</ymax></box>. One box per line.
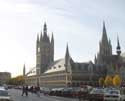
<box><xmin>0</xmin><ymin>72</ymin><xmax>11</xmax><ymax>85</ymax></box>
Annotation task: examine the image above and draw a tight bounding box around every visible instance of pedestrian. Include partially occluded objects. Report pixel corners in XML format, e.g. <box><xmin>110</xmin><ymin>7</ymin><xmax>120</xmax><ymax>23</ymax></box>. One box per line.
<box><xmin>21</xmin><ymin>86</ymin><xmax>25</xmax><ymax>96</ymax></box>
<box><xmin>25</xmin><ymin>85</ymin><xmax>28</xmax><ymax>96</ymax></box>
<box><xmin>36</xmin><ymin>86</ymin><xmax>40</xmax><ymax>97</ymax></box>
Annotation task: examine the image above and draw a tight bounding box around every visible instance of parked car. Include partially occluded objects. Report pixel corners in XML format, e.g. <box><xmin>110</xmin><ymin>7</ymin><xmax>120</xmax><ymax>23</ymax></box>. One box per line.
<box><xmin>49</xmin><ymin>88</ymin><xmax>64</xmax><ymax>96</ymax></box>
<box><xmin>40</xmin><ymin>87</ymin><xmax>51</xmax><ymax>95</ymax></box>
<box><xmin>77</xmin><ymin>87</ymin><xmax>90</xmax><ymax>100</ymax></box>
<box><xmin>88</xmin><ymin>88</ymin><xmax>105</xmax><ymax>101</ymax></box>
<box><xmin>104</xmin><ymin>89</ymin><xmax>121</xmax><ymax>101</ymax></box>
<box><xmin>61</xmin><ymin>87</ymin><xmax>73</xmax><ymax>97</ymax></box>
<box><xmin>0</xmin><ymin>88</ymin><xmax>12</xmax><ymax>101</ymax></box>
<box><xmin>72</xmin><ymin>87</ymin><xmax>81</xmax><ymax>98</ymax></box>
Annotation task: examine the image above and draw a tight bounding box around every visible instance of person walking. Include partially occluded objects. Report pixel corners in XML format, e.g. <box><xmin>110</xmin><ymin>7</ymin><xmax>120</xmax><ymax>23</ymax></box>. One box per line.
<box><xmin>21</xmin><ymin>86</ymin><xmax>26</xmax><ymax>96</ymax></box>
<box><xmin>36</xmin><ymin>86</ymin><xmax>40</xmax><ymax>97</ymax></box>
<box><xmin>25</xmin><ymin>85</ymin><xmax>29</xmax><ymax>96</ymax></box>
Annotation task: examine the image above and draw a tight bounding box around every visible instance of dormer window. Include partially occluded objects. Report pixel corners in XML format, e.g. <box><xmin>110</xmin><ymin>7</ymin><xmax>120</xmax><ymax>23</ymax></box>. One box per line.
<box><xmin>58</xmin><ymin>65</ymin><xmax>61</xmax><ymax>68</ymax></box>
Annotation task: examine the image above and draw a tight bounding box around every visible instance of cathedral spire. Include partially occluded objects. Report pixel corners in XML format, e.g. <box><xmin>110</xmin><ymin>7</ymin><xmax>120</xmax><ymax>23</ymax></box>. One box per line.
<box><xmin>116</xmin><ymin>35</ymin><xmax>121</xmax><ymax>55</ymax></box>
<box><xmin>102</xmin><ymin>21</ymin><xmax>108</xmax><ymax>43</ymax></box>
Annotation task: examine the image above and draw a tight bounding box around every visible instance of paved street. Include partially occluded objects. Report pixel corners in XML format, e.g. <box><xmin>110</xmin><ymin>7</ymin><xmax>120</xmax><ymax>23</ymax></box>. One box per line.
<box><xmin>8</xmin><ymin>89</ymin><xmax>78</xmax><ymax>101</ymax></box>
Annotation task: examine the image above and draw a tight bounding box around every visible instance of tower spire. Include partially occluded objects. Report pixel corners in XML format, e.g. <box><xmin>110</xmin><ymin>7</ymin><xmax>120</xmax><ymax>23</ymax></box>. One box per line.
<box><xmin>116</xmin><ymin>35</ymin><xmax>121</xmax><ymax>55</ymax></box>
<box><xmin>42</xmin><ymin>22</ymin><xmax>49</xmax><ymax>42</ymax></box>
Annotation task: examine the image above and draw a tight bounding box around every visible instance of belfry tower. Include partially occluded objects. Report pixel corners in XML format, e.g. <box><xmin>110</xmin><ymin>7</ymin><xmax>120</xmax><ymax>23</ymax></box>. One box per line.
<box><xmin>36</xmin><ymin>22</ymin><xmax>54</xmax><ymax>75</ymax></box>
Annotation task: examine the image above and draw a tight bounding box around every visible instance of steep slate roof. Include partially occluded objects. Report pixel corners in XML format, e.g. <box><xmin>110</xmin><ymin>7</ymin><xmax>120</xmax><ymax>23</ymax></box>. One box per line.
<box><xmin>44</xmin><ymin>58</ymin><xmax>66</xmax><ymax>73</ymax></box>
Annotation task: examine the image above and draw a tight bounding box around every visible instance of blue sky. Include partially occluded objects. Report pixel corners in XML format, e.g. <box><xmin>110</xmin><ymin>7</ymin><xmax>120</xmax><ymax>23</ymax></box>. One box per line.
<box><xmin>0</xmin><ymin>0</ymin><xmax>125</xmax><ymax>77</ymax></box>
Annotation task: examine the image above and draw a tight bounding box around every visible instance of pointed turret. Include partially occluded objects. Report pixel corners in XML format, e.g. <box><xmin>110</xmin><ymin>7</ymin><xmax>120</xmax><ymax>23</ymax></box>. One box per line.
<box><xmin>36</xmin><ymin>34</ymin><xmax>40</xmax><ymax>54</ymax></box>
<box><xmin>40</xmin><ymin>32</ymin><xmax>42</xmax><ymax>42</ymax></box>
<box><xmin>51</xmin><ymin>33</ymin><xmax>54</xmax><ymax>62</ymax></box>
<box><xmin>37</xmin><ymin>34</ymin><xmax>39</xmax><ymax>43</ymax></box>
<box><xmin>51</xmin><ymin>32</ymin><xmax>54</xmax><ymax>45</ymax></box>
<box><xmin>65</xmin><ymin>43</ymin><xmax>70</xmax><ymax>60</ymax></box>
<box><xmin>116</xmin><ymin>36</ymin><xmax>121</xmax><ymax>56</ymax></box>
<box><xmin>94</xmin><ymin>55</ymin><xmax>97</xmax><ymax>64</ymax></box>
<box><xmin>23</xmin><ymin>64</ymin><xmax>26</xmax><ymax>77</ymax></box>
<box><xmin>109</xmin><ymin>38</ymin><xmax>112</xmax><ymax>55</ymax></box>
<box><xmin>65</xmin><ymin>43</ymin><xmax>70</xmax><ymax>73</ymax></box>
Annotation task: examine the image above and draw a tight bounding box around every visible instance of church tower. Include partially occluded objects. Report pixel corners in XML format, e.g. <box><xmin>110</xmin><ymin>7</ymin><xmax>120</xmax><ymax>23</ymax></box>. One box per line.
<box><xmin>36</xmin><ymin>22</ymin><xmax>54</xmax><ymax>75</ymax></box>
<box><xmin>97</xmin><ymin>22</ymin><xmax>112</xmax><ymax>64</ymax></box>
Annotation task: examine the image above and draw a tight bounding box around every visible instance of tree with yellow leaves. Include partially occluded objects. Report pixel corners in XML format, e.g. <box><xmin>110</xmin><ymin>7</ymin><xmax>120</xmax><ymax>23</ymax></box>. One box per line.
<box><xmin>7</xmin><ymin>75</ymin><xmax>24</xmax><ymax>85</ymax></box>
<box><xmin>113</xmin><ymin>75</ymin><xmax>121</xmax><ymax>87</ymax></box>
<box><xmin>104</xmin><ymin>75</ymin><xmax>113</xmax><ymax>87</ymax></box>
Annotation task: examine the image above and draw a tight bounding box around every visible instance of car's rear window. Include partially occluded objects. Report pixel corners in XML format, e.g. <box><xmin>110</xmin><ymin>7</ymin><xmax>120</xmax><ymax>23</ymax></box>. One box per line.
<box><xmin>90</xmin><ymin>89</ymin><xmax>104</xmax><ymax>94</ymax></box>
<box><xmin>108</xmin><ymin>90</ymin><xmax>119</xmax><ymax>94</ymax></box>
